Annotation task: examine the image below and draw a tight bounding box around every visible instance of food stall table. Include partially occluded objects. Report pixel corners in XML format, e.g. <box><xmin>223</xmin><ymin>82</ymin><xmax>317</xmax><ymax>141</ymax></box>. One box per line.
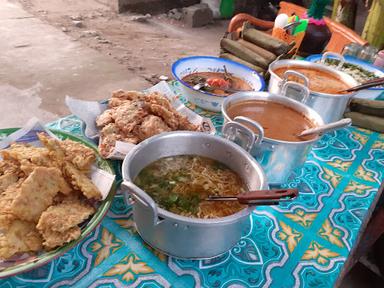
<box><xmin>1</xmin><ymin>81</ymin><xmax>383</xmax><ymax>288</ymax></box>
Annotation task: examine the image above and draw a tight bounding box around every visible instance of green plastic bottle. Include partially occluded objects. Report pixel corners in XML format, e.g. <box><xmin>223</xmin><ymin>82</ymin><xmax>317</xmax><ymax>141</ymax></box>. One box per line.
<box><xmin>220</xmin><ymin>0</ymin><xmax>235</xmax><ymax>19</ymax></box>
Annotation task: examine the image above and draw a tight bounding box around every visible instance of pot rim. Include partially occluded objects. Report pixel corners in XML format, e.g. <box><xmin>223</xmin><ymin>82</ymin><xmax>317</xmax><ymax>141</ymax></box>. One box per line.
<box><xmin>222</xmin><ymin>91</ymin><xmax>325</xmax><ymax>145</ymax></box>
<box><xmin>268</xmin><ymin>59</ymin><xmax>358</xmax><ymax>98</ymax></box>
<box><xmin>122</xmin><ymin>131</ymin><xmax>267</xmax><ymax>225</ymax></box>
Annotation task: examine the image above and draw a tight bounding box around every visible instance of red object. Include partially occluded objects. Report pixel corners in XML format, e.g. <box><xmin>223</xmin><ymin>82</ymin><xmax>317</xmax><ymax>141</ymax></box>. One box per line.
<box><xmin>206</xmin><ymin>78</ymin><xmax>230</xmax><ymax>89</ymax></box>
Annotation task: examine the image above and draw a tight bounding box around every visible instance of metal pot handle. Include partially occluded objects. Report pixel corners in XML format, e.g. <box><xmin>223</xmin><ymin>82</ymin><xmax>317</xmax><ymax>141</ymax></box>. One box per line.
<box><xmin>121</xmin><ymin>180</ymin><xmax>159</xmax><ymax>226</ymax></box>
<box><xmin>321</xmin><ymin>52</ymin><xmax>345</xmax><ymax>69</ymax></box>
<box><xmin>281</xmin><ymin>81</ymin><xmax>310</xmax><ymax>104</ymax></box>
<box><xmin>282</xmin><ymin>70</ymin><xmax>309</xmax><ymax>88</ymax></box>
<box><xmin>222</xmin><ymin>116</ymin><xmax>264</xmax><ymax>152</ymax></box>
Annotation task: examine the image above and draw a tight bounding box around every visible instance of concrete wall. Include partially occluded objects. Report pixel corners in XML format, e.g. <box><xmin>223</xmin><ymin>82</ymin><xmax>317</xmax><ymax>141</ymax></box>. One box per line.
<box><xmin>103</xmin><ymin>0</ymin><xmax>200</xmax><ymax>14</ymax></box>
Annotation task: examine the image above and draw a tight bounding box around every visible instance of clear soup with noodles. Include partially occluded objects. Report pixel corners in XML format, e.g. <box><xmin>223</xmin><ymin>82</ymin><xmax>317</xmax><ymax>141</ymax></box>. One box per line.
<box><xmin>133</xmin><ymin>155</ymin><xmax>247</xmax><ymax>218</ymax></box>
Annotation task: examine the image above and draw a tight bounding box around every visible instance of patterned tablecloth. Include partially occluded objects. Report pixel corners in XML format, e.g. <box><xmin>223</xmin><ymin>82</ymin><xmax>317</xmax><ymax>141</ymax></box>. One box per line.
<box><xmin>1</xmin><ymin>82</ymin><xmax>383</xmax><ymax>288</ymax></box>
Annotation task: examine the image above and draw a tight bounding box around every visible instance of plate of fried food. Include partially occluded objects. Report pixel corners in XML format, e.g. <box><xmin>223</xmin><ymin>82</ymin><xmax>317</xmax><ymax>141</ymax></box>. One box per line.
<box><xmin>0</xmin><ymin>127</ymin><xmax>116</xmax><ymax>278</ymax></box>
<box><xmin>66</xmin><ymin>81</ymin><xmax>215</xmax><ymax>159</ymax></box>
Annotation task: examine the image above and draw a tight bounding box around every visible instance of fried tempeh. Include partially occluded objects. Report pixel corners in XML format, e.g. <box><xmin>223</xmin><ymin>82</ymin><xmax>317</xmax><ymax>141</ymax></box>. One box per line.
<box><xmin>10</xmin><ymin>167</ymin><xmax>71</xmax><ymax>222</ymax></box>
<box><xmin>0</xmin><ymin>219</ymin><xmax>43</xmax><ymax>259</ymax></box>
<box><xmin>37</xmin><ymin>197</ymin><xmax>95</xmax><ymax>250</ymax></box>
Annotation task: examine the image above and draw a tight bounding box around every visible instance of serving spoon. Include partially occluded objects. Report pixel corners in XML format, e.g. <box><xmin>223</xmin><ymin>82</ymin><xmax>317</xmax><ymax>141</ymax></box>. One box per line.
<box><xmin>206</xmin><ymin>188</ymin><xmax>298</xmax><ymax>205</ymax></box>
<box><xmin>193</xmin><ymin>82</ymin><xmax>253</xmax><ymax>94</ymax></box>
<box><xmin>298</xmin><ymin>118</ymin><xmax>352</xmax><ymax>138</ymax></box>
<box><xmin>339</xmin><ymin>77</ymin><xmax>384</xmax><ymax>93</ymax></box>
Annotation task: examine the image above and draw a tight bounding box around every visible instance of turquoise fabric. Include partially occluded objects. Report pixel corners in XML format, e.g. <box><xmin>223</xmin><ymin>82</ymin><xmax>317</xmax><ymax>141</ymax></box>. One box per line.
<box><xmin>1</xmin><ymin>82</ymin><xmax>383</xmax><ymax>288</ymax></box>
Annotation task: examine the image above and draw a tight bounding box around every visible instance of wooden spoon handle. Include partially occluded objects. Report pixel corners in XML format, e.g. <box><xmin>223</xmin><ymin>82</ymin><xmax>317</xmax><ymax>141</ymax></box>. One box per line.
<box><xmin>237</xmin><ymin>188</ymin><xmax>298</xmax><ymax>205</ymax></box>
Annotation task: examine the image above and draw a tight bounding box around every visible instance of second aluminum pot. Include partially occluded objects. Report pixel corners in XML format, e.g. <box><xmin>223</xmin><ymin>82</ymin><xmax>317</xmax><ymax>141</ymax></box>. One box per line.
<box><xmin>221</xmin><ymin>86</ymin><xmax>324</xmax><ymax>185</ymax></box>
<box><xmin>121</xmin><ymin>131</ymin><xmax>268</xmax><ymax>259</ymax></box>
<box><xmin>268</xmin><ymin>59</ymin><xmax>358</xmax><ymax>123</ymax></box>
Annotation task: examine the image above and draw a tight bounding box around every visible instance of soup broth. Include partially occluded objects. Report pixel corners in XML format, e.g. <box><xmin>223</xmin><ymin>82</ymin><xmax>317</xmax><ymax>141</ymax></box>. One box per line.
<box><xmin>182</xmin><ymin>72</ymin><xmax>252</xmax><ymax>96</ymax></box>
<box><xmin>273</xmin><ymin>66</ymin><xmax>352</xmax><ymax>94</ymax></box>
<box><xmin>227</xmin><ymin>100</ymin><xmax>316</xmax><ymax>142</ymax></box>
<box><xmin>134</xmin><ymin>155</ymin><xmax>247</xmax><ymax>218</ymax></box>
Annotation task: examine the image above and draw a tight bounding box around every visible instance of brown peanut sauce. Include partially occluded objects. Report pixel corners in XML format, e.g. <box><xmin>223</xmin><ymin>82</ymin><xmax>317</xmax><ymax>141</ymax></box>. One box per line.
<box><xmin>273</xmin><ymin>66</ymin><xmax>351</xmax><ymax>94</ymax></box>
<box><xmin>227</xmin><ymin>100</ymin><xmax>316</xmax><ymax>142</ymax></box>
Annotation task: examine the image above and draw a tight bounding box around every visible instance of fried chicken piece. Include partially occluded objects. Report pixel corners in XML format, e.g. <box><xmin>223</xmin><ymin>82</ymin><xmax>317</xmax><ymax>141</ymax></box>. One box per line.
<box><xmin>177</xmin><ymin>115</ymin><xmax>199</xmax><ymax>131</ymax></box>
<box><xmin>108</xmin><ymin>98</ymin><xmax>131</xmax><ymax>108</ymax></box>
<box><xmin>114</xmin><ymin>101</ymin><xmax>148</xmax><ymax>134</ymax></box>
<box><xmin>0</xmin><ymin>219</ymin><xmax>43</xmax><ymax>259</ymax></box>
<box><xmin>111</xmin><ymin>90</ymin><xmax>145</xmax><ymax>101</ymax></box>
<box><xmin>59</xmin><ymin>139</ymin><xmax>96</xmax><ymax>173</ymax></box>
<box><xmin>147</xmin><ymin>103</ymin><xmax>179</xmax><ymax>129</ymax></box>
<box><xmin>63</xmin><ymin>163</ymin><xmax>101</xmax><ymax>200</ymax></box>
<box><xmin>145</xmin><ymin>92</ymin><xmax>174</xmax><ymax>111</ymax></box>
<box><xmin>99</xmin><ymin>123</ymin><xmax>121</xmax><ymax>158</ymax></box>
<box><xmin>96</xmin><ymin>109</ymin><xmax>115</xmax><ymax>127</ymax></box>
<box><xmin>137</xmin><ymin>115</ymin><xmax>171</xmax><ymax>141</ymax></box>
<box><xmin>10</xmin><ymin>167</ymin><xmax>71</xmax><ymax>222</ymax></box>
<box><xmin>37</xmin><ymin>197</ymin><xmax>94</xmax><ymax>250</ymax></box>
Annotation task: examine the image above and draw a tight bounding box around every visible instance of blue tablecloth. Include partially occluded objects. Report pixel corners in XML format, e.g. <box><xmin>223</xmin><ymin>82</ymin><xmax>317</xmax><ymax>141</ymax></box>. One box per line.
<box><xmin>1</xmin><ymin>82</ymin><xmax>383</xmax><ymax>287</ymax></box>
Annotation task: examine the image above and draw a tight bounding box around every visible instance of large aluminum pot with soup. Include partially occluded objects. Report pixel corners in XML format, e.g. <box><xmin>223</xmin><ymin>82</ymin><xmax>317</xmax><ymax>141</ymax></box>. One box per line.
<box><xmin>172</xmin><ymin>56</ymin><xmax>265</xmax><ymax>112</ymax></box>
<box><xmin>268</xmin><ymin>59</ymin><xmax>358</xmax><ymax>123</ymax></box>
<box><xmin>121</xmin><ymin>131</ymin><xmax>271</xmax><ymax>259</ymax></box>
<box><xmin>222</xmin><ymin>85</ymin><xmax>324</xmax><ymax>185</ymax></box>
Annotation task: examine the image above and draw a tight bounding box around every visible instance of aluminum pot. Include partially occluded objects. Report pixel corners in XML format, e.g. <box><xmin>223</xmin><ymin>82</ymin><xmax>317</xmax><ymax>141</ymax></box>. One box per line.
<box><xmin>222</xmin><ymin>85</ymin><xmax>324</xmax><ymax>185</ymax></box>
<box><xmin>268</xmin><ymin>59</ymin><xmax>358</xmax><ymax>123</ymax></box>
<box><xmin>121</xmin><ymin>131</ymin><xmax>267</xmax><ymax>259</ymax></box>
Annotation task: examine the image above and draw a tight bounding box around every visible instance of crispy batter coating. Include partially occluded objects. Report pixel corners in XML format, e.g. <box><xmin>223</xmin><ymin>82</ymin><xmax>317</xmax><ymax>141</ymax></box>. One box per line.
<box><xmin>1</xmin><ymin>144</ymin><xmax>51</xmax><ymax>167</ymax></box>
<box><xmin>37</xmin><ymin>197</ymin><xmax>94</xmax><ymax>250</ymax></box>
<box><xmin>97</xmin><ymin>91</ymin><xmax>199</xmax><ymax>157</ymax></box>
<box><xmin>10</xmin><ymin>167</ymin><xmax>71</xmax><ymax>222</ymax></box>
<box><xmin>63</xmin><ymin>163</ymin><xmax>101</xmax><ymax>200</ymax></box>
<box><xmin>37</xmin><ymin>134</ymin><xmax>101</xmax><ymax>200</ymax></box>
<box><xmin>137</xmin><ymin>115</ymin><xmax>171</xmax><ymax>141</ymax></box>
<box><xmin>0</xmin><ymin>219</ymin><xmax>43</xmax><ymax>259</ymax></box>
<box><xmin>0</xmin><ymin>173</ymin><xmax>18</xmax><ymax>194</ymax></box>
<box><xmin>0</xmin><ymin>135</ymin><xmax>101</xmax><ymax>260</ymax></box>
<box><xmin>59</xmin><ymin>139</ymin><xmax>96</xmax><ymax>173</ymax></box>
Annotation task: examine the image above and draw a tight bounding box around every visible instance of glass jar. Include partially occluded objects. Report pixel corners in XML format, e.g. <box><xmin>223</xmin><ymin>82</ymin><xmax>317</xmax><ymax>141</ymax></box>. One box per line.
<box><xmin>373</xmin><ymin>50</ymin><xmax>384</xmax><ymax>68</ymax></box>
<box><xmin>359</xmin><ymin>45</ymin><xmax>379</xmax><ymax>63</ymax></box>
<box><xmin>342</xmin><ymin>43</ymin><xmax>363</xmax><ymax>57</ymax></box>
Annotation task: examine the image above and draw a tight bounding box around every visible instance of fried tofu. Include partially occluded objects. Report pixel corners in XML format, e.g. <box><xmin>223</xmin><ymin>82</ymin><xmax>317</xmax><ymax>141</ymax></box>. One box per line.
<box><xmin>0</xmin><ymin>219</ymin><xmax>42</xmax><ymax>259</ymax></box>
<box><xmin>10</xmin><ymin>167</ymin><xmax>71</xmax><ymax>222</ymax></box>
<box><xmin>37</xmin><ymin>198</ymin><xmax>94</xmax><ymax>250</ymax></box>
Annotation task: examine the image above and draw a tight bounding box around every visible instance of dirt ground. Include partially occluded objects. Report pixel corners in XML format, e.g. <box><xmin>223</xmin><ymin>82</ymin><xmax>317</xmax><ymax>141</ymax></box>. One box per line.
<box><xmin>18</xmin><ymin>0</ymin><xmax>227</xmax><ymax>82</ymax></box>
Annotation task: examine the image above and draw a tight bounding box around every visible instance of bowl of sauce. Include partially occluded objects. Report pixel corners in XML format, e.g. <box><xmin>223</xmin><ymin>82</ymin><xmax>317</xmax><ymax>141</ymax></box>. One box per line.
<box><xmin>172</xmin><ymin>56</ymin><xmax>265</xmax><ymax>112</ymax></box>
<box><xmin>222</xmin><ymin>91</ymin><xmax>324</xmax><ymax>184</ymax></box>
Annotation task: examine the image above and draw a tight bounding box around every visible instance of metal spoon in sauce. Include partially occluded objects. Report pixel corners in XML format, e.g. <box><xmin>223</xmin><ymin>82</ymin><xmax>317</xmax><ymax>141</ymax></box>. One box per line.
<box><xmin>206</xmin><ymin>188</ymin><xmax>298</xmax><ymax>205</ymax></box>
<box><xmin>298</xmin><ymin>118</ymin><xmax>352</xmax><ymax>138</ymax></box>
<box><xmin>339</xmin><ymin>77</ymin><xmax>384</xmax><ymax>93</ymax></box>
<box><xmin>193</xmin><ymin>82</ymin><xmax>253</xmax><ymax>94</ymax></box>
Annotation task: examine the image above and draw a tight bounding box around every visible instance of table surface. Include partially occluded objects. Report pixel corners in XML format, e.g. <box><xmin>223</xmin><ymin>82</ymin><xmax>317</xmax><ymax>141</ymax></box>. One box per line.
<box><xmin>1</xmin><ymin>82</ymin><xmax>383</xmax><ymax>288</ymax></box>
